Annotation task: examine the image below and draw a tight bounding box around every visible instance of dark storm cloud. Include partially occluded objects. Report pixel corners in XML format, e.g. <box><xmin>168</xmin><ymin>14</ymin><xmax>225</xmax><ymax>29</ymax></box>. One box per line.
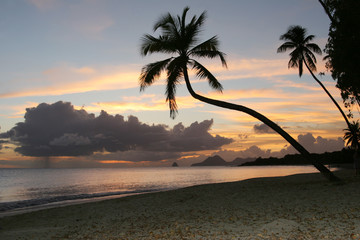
<box><xmin>168</xmin><ymin>120</ymin><xmax>232</xmax><ymax>151</ymax></box>
<box><xmin>0</xmin><ymin>101</ymin><xmax>232</xmax><ymax>157</ymax></box>
<box><xmin>253</xmin><ymin>123</ymin><xmax>275</xmax><ymax>134</ymax></box>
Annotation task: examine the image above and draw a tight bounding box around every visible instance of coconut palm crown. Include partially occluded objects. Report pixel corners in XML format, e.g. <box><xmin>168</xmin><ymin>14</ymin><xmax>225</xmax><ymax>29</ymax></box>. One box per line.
<box><xmin>277</xmin><ymin>25</ymin><xmax>322</xmax><ymax>77</ymax></box>
<box><xmin>139</xmin><ymin>7</ymin><xmax>227</xmax><ymax>118</ymax></box>
<box><xmin>344</xmin><ymin>120</ymin><xmax>360</xmax><ymax>150</ymax></box>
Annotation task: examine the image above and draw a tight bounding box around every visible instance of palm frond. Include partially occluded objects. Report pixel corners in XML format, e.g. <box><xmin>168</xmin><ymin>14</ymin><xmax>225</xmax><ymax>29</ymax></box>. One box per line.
<box><xmin>165</xmin><ymin>58</ymin><xmax>184</xmax><ymax>118</ymax></box>
<box><xmin>182</xmin><ymin>10</ymin><xmax>207</xmax><ymax>49</ymax></box>
<box><xmin>166</xmin><ymin>80</ymin><xmax>178</xmax><ymax>119</ymax></box>
<box><xmin>304</xmin><ymin>34</ymin><xmax>315</xmax><ymax>43</ymax></box>
<box><xmin>306</xmin><ymin>43</ymin><xmax>322</xmax><ymax>55</ymax></box>
<box><xmin>192</xmin><ymin>50</ymin><xmax>227</xmax><ymax>68</ymax></box>
<box><xmin>279</xmin><ymin>32</ymin><xmax>291</xmax><ymax>41</ymax></box>
<box><xmin>288</xmin><ymin>57</ymin><xmax>303</xmax><ymax>77</ymax></box>
<box><xmin>288</xmin><ymin>58</ymin><xmax>299</xmax><ymax>69</ymax></box>
<box><xmin>194</xmin><ymin>10</ymin><xmax>207</xmax><ymax>27</ymax></box>
<box><xmin>140</xmin><ymin>34</ymin><xmax>177</xmax><ymax>56</ymax></box>
<box><xmin>190</xmin><ymin>36</ymin><xmax>218</xmax><ymax>52</ymax></box>
<box><xmin>190</xmin><ymin>37</ymin><xmax>227</xmax><ymax>67</ymax></box>
<box><xmin>191</xmin><ymin>60</ymin><xmax>223</xmax><ymax>91</ymax></box>
<box><xmin>180</xmin><ymin>7</ymin><xmax>190</xmax><ymax>35</ymax></box>
<box><xmin>153</xmin><ymin>12</ymin><xmax>181</xmax><ymax>42</ymax></box>
<box><xmin>304</xmin><ymin>51</ymin><xmax>317</xmax><ymax>72</ymax></box>
<box><xmin>288</xmin><ymin>48</ymin><xmax>303</xmax><ymax>76</ymax></box>
<box><xmin>154</xmin><ymin>13</ymin><xmax>177</xmax><ymax>32</ymax></box>
<box><xmin>277</xmin><ymin>42</ymin><xmax>295</xmax><ymax>53</ymax></box>
<box><xmin>139</xmin><ymin>58</ymin><xmax>172</xmax><ymax>91</ymax></box>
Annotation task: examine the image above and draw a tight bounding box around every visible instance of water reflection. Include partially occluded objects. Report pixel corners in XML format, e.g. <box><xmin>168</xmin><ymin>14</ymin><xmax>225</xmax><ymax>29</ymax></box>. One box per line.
<box><xmin>0</xmin><ymin>166</ymin><xmax>319</xmax><ymax>204</ymax></box>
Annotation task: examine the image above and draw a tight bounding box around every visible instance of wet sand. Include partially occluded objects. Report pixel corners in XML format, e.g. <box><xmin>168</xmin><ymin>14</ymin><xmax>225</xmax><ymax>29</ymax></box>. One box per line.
<box><xmin>0</xmin><ymin>169</ymin><xmax>359</xmax><ymax>239</ymax></box>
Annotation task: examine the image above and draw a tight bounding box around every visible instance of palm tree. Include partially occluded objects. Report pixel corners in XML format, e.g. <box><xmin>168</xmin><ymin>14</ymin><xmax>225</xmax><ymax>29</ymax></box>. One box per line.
<box><xmin>344</xmin><ymin>120</ymin><xmax>360</xmax><ymax>150</ymax></box>
<box><xmin>343</xmin><ymin>120</ymin><xmax>360</xmax><ymax>175</ymax></box>
<box><xmin>277</xmin><ymin>25</ymin><xmax>351</xmax><ymax>130</ymax></box>
<box><xmin>139</xmin><ymin>7</ymin><xmax>339</xmax><ymax>181</ymax></box>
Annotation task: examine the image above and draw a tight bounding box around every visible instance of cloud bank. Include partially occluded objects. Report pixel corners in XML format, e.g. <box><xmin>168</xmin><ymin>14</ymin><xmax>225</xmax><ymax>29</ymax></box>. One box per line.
<box><xmin>290</xmin><ymin>133</ymin><xmax>344</xmax><ymax>155</ymax></box>
<box><xmin>0</xmin><ymin>101</ymin><xmax>232</xmax><ymax>160</ymax></box>
<box><xmin>253</xmin><ymin>123</ymin><xmax>275</xmax><ymax>134</ymax></box>
<box><xmin>212</xmin><ymin>132</ymin><xmax>344</xmax><ymax>162</ymax></box>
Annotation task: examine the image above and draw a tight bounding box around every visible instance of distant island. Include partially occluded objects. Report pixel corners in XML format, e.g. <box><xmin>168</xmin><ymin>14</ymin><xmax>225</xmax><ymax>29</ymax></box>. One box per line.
<box><xmin>191</xmin><ymin>155</ymin><xmax>227</xmax><ymax>166</ymax></box>
<box><xmin>191</xmin><ymin>155</ymin><xmax>255</xmax><ymax>167</ymax></box>
<box><xmin>172</xmin><ymin>162</ymin><xmax>179</xmax><ymax>167</ymax></box>
<box><xmin>191</xmin><ymin>149</ymin><xmax>354</xmax><ymax>167</ymax></box>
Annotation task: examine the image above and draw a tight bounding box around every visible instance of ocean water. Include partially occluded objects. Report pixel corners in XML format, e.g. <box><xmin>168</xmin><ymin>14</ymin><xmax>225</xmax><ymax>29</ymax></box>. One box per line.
<box><xmin>0</xmin><ymin>166</ymin><xmax>318</xmax><ymax>215</ymax></box>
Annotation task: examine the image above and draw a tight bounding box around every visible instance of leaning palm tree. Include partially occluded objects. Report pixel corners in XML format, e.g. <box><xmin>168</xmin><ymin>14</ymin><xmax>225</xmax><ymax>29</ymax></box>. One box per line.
<box><xmin>277</xmin><ymin>25</ymin><xmax>351</xmax><ymax>129</ymax></box>
<box><xmin>139</xmin><ymin>7</ymin><xmax>338</xmax><ymax>181</ymax></box>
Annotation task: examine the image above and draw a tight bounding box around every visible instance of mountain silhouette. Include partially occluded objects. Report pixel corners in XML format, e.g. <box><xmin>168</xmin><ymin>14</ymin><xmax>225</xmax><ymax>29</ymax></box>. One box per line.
<box><xmin>191</xmin><ymin>155</ymin><xmax>256</xmax><ymax>166</ymax></box>
<box><xmin>191</xmin><ymin>155</ymin><xmax>228</xmax><ymax>166</ymax></box>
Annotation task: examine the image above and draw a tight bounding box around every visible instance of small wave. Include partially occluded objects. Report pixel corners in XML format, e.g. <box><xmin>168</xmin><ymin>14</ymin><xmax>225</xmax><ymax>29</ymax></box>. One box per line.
<box><xmin>0</xmin><ymin>188</ymin><xmax>167</xmax><ymax>213</ymax></box>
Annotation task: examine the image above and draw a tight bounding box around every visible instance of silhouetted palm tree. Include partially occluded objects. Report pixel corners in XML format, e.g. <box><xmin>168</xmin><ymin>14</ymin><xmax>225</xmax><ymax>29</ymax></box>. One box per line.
<box><xmin>277</xmin><ymin>25</ymin><xmax>351</xmax><ymax>129</ymax></box>
<box><xmin>344</xmin><ymin>120</ymin><xmax>360</xmax><ymax>150</ymax></box>
<box><xmin>140</xmin><ymin>7</ymin><xmax>338</xmax><ymax>181</ymax></box>
<box><xmin>344</xmin><ymin>120</ymin><xmax>360</xmax><ymax>175</ymax></box>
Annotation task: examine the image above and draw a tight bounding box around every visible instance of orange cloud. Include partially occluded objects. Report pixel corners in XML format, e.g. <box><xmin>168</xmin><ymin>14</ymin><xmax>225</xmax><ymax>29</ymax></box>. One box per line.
<box><xmin>87</xmin><ymin>101</ymin><xmax>167</xmax><ymax>113</ymax></box>
<box><xmin>206</xmin><ymin>88</ymin><xmax>290</xmax><ymax>101</ymax></box>
<box><xmin>177</xmin><ymin>155</ymin><xmax>201</xmax><ymax>160</ymax></box>
<box><xmin>80</xmin><ymin>94</ymin><xmax>202</xmax><ymax>114</ymax></box>
<box><xmin>0</xmin><ymin>65</ymin><xmax>141</xmax><ymax>99</ymax></box>
<box><xmin>72</xmin><ymin>67</ymin><xmax>96</xmax><ymax>74</ymax></box>
<box><xmin>201</xmin><ymin>58</ymin><xmax>298</xmax><ymax>80</ymax></box>
<box><xmin>0</xmin><ymin>102</ymin><xmax>39</xmax><ymax>119</ymax></box>
<box><xmin>0</xmin><ymin>57</ymin><xmax>320</xmax><ymax>99</ymax></box>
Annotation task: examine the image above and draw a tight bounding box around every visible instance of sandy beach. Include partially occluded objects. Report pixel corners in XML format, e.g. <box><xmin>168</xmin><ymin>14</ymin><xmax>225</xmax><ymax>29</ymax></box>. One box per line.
<box><xmin>0</xmin><ymin>169</ymin><xmax>359</xmax><ymax>240</ymax></box>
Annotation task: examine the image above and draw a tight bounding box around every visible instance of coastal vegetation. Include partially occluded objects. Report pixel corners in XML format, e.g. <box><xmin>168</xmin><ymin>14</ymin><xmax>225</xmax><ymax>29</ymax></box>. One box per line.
<box><xmin>139</xmin><ymin>7</ymin><xmax>338</xmax><ymax>181</ymax></box>
<box><xmin>319</xmin><ymin>0</ymin><xmax>360</xmax><ymax>115</ymax></box>
<box><xmin>240</xmin><ymin>149</ymin><xmax>353</xmax><ymax>167</ymax></box>
<box><xmin>190</xmin><ymin>149</ymin><xmax>353</xmax><ymax>167</ymax></box>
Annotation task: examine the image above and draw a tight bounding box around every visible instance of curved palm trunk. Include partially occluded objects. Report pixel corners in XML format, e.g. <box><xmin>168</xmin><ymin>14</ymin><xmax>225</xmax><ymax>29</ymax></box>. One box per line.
<box><xmin>182</xmin><ymin>68</ymin><xmax>340</xmax><ymax>181</ymax></box>
<box><xmin>302</xmin><ymin>58</ymin><xmax>352</xmax><ymax>129</ymax></box>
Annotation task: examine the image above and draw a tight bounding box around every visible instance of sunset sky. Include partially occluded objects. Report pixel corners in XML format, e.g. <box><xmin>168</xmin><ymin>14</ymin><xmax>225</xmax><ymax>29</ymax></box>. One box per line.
<box><xmin>0</xmin><ymin>0</ymin><xmax>354</xmax><ymax>168</ymax></box>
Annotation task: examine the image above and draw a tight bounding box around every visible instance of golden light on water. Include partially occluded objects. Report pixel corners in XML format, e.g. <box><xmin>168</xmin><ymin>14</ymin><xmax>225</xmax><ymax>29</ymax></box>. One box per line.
<box><xmin>99</xmin><ymin>160</ymin><xmax>134</xmax><ymax>164</ymax></box>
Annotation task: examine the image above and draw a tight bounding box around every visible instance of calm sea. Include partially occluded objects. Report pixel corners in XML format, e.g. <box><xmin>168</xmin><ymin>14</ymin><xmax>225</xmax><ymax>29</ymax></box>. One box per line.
<box><xmin>0</xmin><ymin>166</ymin><xmax>318</xmax><ymax>216</ymax></box>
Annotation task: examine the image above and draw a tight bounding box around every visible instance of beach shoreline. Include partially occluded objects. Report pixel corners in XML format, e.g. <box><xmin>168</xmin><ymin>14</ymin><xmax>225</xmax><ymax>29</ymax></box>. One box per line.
<box><xmin>0</xmin><ymin>165</ymin><xmax>321</xmax><ymax>218</ymax></box>
<box><xmin>0</xmin><ymin>190</ymin><xmax>166</xmax><ymax>218</ymax></box>
<box><xmin>1</xmin><ymin>169</ymin><xmax>359</xmax><ymax>239</ymax></box>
